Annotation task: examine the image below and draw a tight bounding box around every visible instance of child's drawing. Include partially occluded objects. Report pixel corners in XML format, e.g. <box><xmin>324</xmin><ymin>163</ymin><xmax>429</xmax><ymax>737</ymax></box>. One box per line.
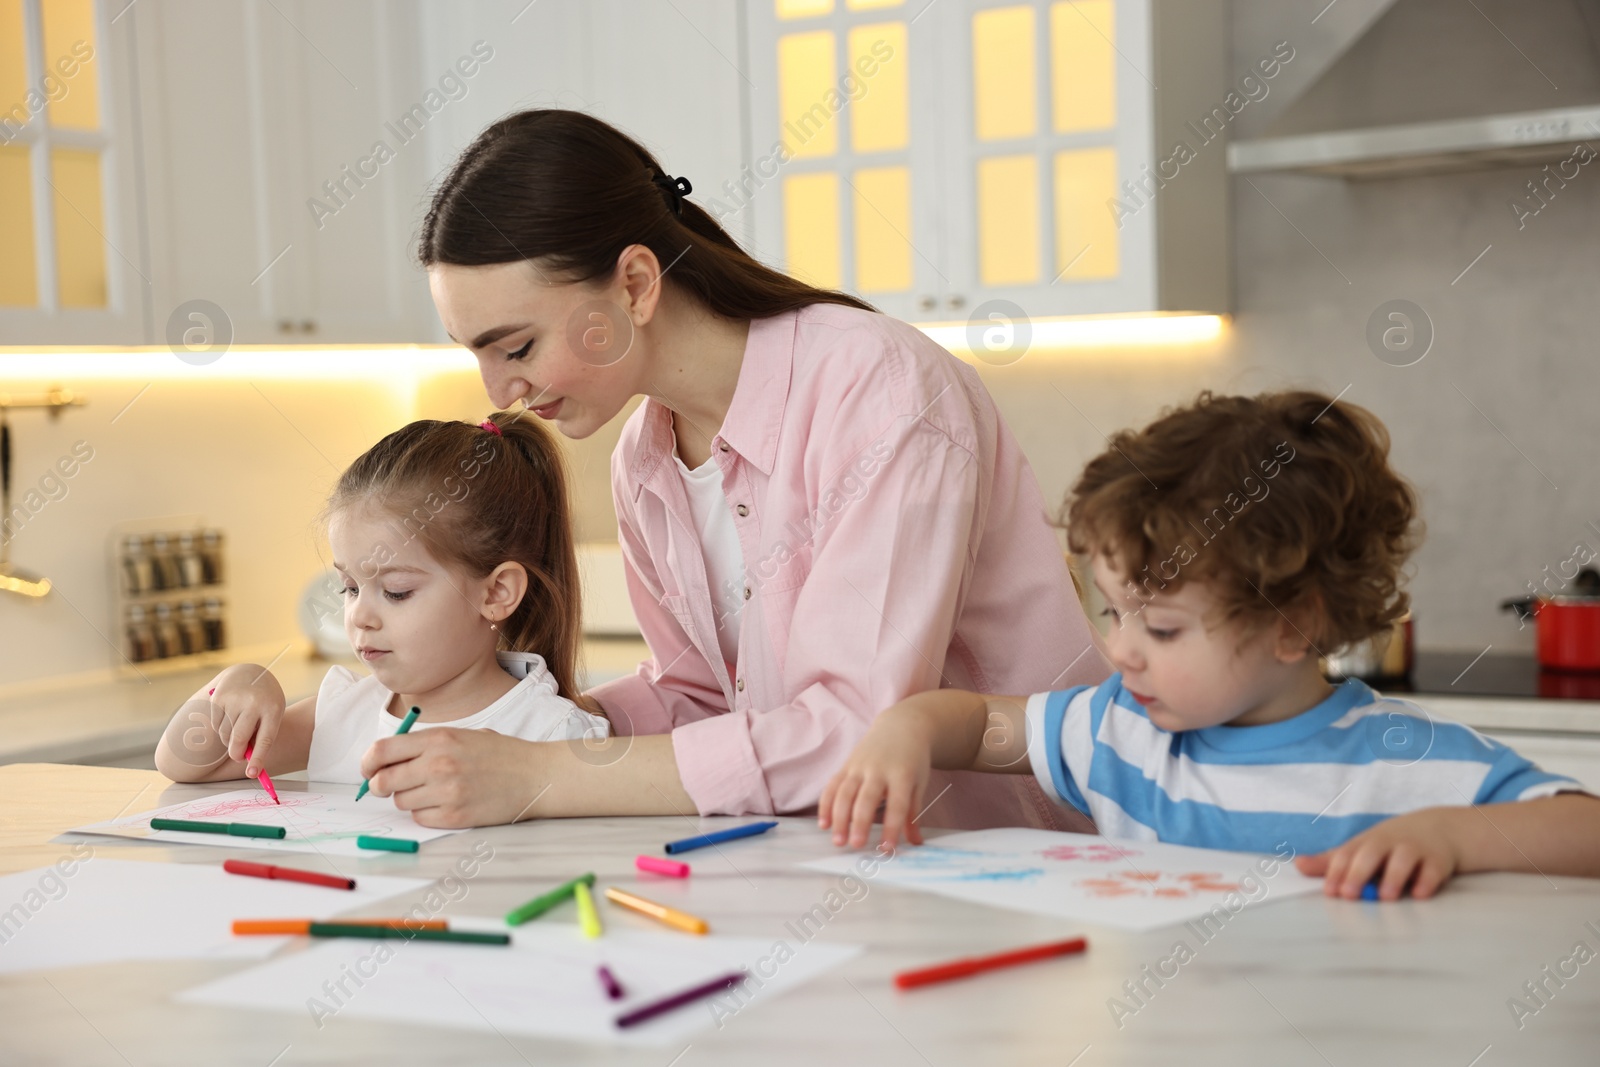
<box><xmin>802</xmin><ymin>828</ymin><xmax>1320</xmax><ymax>932</ymax></box>
<box><xmin>176</xmin><ymin>793</ymin><xmax>318</xmax><ymax>819</ymax></box>
<box><xmin>1039</xmin><ymin>842</ymin><xmax>1141</xmax><ymax>863</ymax></box>
<box><xmin>70</xmin><ymin>788</ymin><xmax>462</xmax><ymax>857</ymax></box>
<box><xmin>1075</xmin><ymin>870</ymin><xmax>1241</xmax><ymax>900</ymax></box>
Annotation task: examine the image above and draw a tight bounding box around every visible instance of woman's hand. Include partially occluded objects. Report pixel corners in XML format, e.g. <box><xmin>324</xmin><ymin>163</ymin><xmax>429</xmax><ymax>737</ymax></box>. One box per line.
<box><xmin>819</xmin><ymin>703</ymin><xmax>935</xmax><ymax>851</ymax></box>
<box><xmin>204</xmin><ymin>664</ymin><xmax>287</xmax><ymax>778</ymax></box>
<box><xmin>360</xmin><ymin>728</ymin><xmax>553</xmax><ymax>828</ymax></box>
<box><xmin>1294</xmin><ymin>807</ymin><xmax>1463</xmax><ymax>900</ymax></box>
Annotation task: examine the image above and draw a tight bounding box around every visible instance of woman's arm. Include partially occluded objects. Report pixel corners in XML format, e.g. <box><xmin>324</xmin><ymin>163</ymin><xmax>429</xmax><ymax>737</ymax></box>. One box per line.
<box><xmin>154</xmin><ymin>663</ymin><xmax>316</xmax><ymax>782</ymax></box>
<box><xmin>359</xmin><ymin>729</ymin><xmax>694</xmax><ymax>827</ymax></box>
<box><xmin>1295</xmin><ymin>792</ymin><xmax>1600</xmax><ymax>899</ymax></box>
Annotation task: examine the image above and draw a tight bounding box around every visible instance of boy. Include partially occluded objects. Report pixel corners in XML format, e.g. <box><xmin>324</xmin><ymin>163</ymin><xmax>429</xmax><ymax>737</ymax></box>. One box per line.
<box><xmin>820</xmin><ymin>391</ymin><xmax>1600</xmax><ymax>900</ymax></box>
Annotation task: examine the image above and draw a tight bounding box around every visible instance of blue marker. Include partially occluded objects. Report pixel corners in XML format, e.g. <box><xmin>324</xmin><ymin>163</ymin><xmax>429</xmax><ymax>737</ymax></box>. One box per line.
<box><xmin>664</xmin><ymin>820</ymin><xmax>779</xmax><ymax>855</ymax></box>
<box><xmin>1360</xmin><ymin>881</ymin><xmax>1380</xmax><ymax>901</ymax></box>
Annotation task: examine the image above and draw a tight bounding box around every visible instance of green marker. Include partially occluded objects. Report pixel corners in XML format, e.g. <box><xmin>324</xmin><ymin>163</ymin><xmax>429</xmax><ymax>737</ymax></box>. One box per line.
<box><xmin>150</xmin><ymin>818</ymin><xmax>286</xmax><ymax>839</ymax></box>
<box><xmin>356</xmin><ymin>835</ymin><xmax>419</xmax><ymax>853</ymax></box>
<box><xmin>356</xmin><ymin>706</ymin><xmax>421</xmax><ymax>801</ymax></box>
<box><xmin>505</xmin><ymin>872</ymin><xmax>597</xmax><ymax>926</ymax></box>
<box><xmin>307</xmin><ymin>923</ymin><xmax>509</xmax><ymax>945</ymax></box>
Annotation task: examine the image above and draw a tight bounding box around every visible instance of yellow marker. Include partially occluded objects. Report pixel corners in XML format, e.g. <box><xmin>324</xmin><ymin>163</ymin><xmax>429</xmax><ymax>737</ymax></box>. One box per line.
<box><xmin>574</xmin><ymin>881</ymin><xmax>602</xmax><ymax>939</ymax></box>
<box><xmin>604</xmin><ymin>886</ymin><xmax>709</xmax><ymax>935</ymax></box>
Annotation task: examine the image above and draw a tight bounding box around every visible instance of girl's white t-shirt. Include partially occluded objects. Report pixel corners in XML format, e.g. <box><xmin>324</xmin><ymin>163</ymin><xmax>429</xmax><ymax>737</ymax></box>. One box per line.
<box><xmin>305</xmin><ymin>650</ymin><xmax>609</xmax><ymax>783</ymax></box>
<box><xmin>673</xmin><ymin>451</ymin><xmax>745</xmax><ymax>668</ymax></box>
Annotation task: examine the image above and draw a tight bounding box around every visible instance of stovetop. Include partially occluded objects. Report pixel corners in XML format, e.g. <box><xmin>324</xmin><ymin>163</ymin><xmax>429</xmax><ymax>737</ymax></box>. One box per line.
<box><xmin>1360</xmin><ymin>651</ymin><xmax>1600</xmax><ymax>702</ymax></box>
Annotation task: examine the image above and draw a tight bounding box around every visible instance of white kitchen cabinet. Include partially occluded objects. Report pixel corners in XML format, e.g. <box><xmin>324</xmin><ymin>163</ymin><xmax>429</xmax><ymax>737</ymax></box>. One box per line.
<box><xmin>743</xmin><ymin>0</ymin><xmax>1231</xmax><ymax>323</ymax></box>
<box><xmin>0</xmin><ymin>0</ymin><xmax>152</xmax><ymax>344</ymax></box>
<box><xmin>135</xmin><ymin>0</ymin><xmax>435</xmax><ymax>345</ymax></box>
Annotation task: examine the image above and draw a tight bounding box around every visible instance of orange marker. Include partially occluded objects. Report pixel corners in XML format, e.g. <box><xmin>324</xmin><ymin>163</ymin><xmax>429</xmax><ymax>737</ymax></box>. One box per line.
<box><xmin>232</xmin><ymin>918</ymin><xmax>447</xmax><ymax>936</ymax></box>
<box><xmin>603</xmin><ymin>887</ymin><xmax>709</xmax><ymax>935</ymax></box>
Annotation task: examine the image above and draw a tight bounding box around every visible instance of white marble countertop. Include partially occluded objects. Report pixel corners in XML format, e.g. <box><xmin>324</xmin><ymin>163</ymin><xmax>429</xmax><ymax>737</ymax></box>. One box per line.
<box><xmin>3</xmin><ymin>765</ymin><xmax>1598</xmax><ymax>1066</ymax></box>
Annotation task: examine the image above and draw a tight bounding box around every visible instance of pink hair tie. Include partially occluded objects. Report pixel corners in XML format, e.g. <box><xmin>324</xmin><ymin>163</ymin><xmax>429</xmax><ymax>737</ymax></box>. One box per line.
<box><xmin>480</xmin><ymin>419</ymin><xmax>503</xmax><ymax>436</ymax></box>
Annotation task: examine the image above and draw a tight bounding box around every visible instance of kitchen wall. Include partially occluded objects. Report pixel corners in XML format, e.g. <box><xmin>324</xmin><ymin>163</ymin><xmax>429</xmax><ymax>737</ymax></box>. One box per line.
<box><xmin>4</xmin><ymin>0</ymin><xmax>1596</xmax><ymax>691</ymax></box>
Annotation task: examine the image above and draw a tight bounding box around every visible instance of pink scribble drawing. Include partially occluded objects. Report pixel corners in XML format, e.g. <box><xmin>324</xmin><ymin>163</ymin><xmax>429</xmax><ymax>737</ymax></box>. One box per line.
<box><xmin>1039</xmin><ymin>843</ymin><xmax>1143</xmax><ymax>863</ymax></box>
<box><xmin>1075</xmin><ymin>869</ymin><xmax>1241</xmax><ymax>900</ymax></box>
<box><xmin>174</xmin><ymin>792</ymin><xmax>319</xmax><ymax>819</ymax></box>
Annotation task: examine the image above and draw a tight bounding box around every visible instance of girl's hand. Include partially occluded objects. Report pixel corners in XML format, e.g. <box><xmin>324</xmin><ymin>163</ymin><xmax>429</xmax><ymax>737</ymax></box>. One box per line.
<box><xmin>204</xmin><ymin>665</ymin><xmax>288</xmax><ymax>777</ymax></box>
<box><xmin>361</xmin><ymin>727</ymin><xmax>551</xmax><ymax>828</ymax></box>
<box><xmin>1294</xmin><ymin>807</ymin><xmax>1464</xmax><ymax>900</ymax></box>
<box><xmin>819</xmin><ymin>704</ymin><xmax>935</xmax><ymax>851</ymax></box>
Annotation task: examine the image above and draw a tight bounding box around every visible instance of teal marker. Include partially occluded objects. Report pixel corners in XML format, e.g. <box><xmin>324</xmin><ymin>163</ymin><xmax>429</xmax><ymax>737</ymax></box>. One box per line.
<box><xmin>357</xmin><ymin>835</ymin><xmax>419</xmax><ymax>853</ymax></box>
<box><xmin>150</xmin><ymin>818</ymin><xmax>286</xmax><ymax>839</ymax></box>
<box><xmin>355</xmin><ymin>705</ymin><xmax>420</xmax><ymax>801</ymax></box>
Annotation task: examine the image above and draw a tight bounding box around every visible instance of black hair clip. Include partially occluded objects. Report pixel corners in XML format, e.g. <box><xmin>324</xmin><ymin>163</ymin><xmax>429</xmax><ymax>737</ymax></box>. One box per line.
<box><xmin>651</xmin><ymin>170</ymin><xmax>693</xmax><ymax>217</ymax></box>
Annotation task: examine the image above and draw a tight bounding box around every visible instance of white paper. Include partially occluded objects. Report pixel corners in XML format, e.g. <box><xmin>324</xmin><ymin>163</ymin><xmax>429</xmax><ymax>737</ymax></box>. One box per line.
<box><xmin>178</xmin><ymin>922</ymin><xmax>861</xmax><ymax>1046</ymax></box>
<box><xmin>0</xmin><ymin>859</ymin><xmax>430</xmax><ymax>974</ymax></box>
<box><xmin>69</xmin><ymin>788</ymin><xmax>461</xmax><ymax>857</ymax></box>
<box><xmin>802</xmin><ymin>828</ymin><xmax>1321</xmax><ymax>932</ymax></box>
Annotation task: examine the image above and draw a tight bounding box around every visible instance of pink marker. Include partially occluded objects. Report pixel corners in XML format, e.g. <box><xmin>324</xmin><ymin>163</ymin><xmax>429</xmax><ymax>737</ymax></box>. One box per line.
<box><xmin>635</xmin><ymin>855</ymin><xmax>690</xmax><ymax>878</ymax></box>
<box><xmin>214</xmin><ymin>687</ymin><xmax>280</xmax><ymax>805</ymax></box>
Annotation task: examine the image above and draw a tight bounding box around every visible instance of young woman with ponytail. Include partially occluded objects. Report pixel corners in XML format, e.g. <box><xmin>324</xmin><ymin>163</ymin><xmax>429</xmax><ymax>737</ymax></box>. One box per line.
<box><xmin>358</xmin><ymin>108</ymin><xmax>1109</xmax><ymax>830</ymax></box>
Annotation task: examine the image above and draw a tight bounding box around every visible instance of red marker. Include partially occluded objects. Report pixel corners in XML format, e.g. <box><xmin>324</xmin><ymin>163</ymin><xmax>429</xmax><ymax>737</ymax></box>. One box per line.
<box><xmin>893</xmin><ymin>936</ymin><xmax>1088</xmax><ymax>990</ymax></box>
<box><xmin>211</xmin><ymin>687</ymin><xmax>278</xmax><ymax>804</ymax></box>
<box><xmin>223</xmin><ymin>859</ymin><xmax>355</xmax><ymax>891</ymax></box>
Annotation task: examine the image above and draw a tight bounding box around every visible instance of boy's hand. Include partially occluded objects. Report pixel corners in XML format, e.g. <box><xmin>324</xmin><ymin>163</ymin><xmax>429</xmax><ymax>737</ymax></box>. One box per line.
<box><xmin>203</xmin><ymin>665</ymin><xmax>287</xmax><ymax>777</ymax></box>
<box><xmin>819</xmin><ymin>703</ymin><xmax>935</xmax><ymax>850</ymax></box>
<box><xmin>1295</xmin><ymin>807</ymin><xmax>1464</xmax><ymax>900</ymax></box>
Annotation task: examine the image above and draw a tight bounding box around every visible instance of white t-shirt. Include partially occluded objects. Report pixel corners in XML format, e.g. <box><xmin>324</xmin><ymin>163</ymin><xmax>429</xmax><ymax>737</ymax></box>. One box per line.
<box><xmin>304</xmin><ymin>650</ymin><xmax>609</xmax><ymax>783</ymax></box>
<box><xmin>674</xmin><ymin>451</ymin><xmax>745</xmax><ymax>668</ymax></box>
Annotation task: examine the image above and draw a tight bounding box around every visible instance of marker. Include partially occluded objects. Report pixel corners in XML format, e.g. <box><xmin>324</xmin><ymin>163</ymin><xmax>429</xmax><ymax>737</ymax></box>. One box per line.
<box><xmin>150</xmin><ymin>818</ymin><xmax>286</xmax><ymax>839</ymax></box>
<box><xmin>233</xmin><ymin>918</ymin><xmax>447</xmax><ymax>935</ymax></box>
<box><xmin>505</xmin><ymin>873</ymin><xmax>596</xmax><ymax>926</ymax></box>
<box><xmin>635</xmin><ymin>855</ymin><xmax>691</xmax><ymax>878</ymax></box>
<box><xmin>597</xmin><ymin>965</ymin><xmax>625</xmax><ymax>1000</ymax></box>
<box><xmin>355</xmin><ymin>706</ymin><xmax>420</xmax><ymax>801</ymax></box>
<box><xmin>604</xmin><ymin>886</ymin><xmax>709</xmax><ymax>935</ymax></box>
<box><xmin>242</xmin><ymin>744</ymin><xmax>280</xmax><ymax>805</ymax></box>
<box><xmin>223</xmin><ymin>859</ymin><xmax>354</xmax><ymax>890</ymax></box>
<box><xmin>615</xmin><ymin>970</ymin><xmax>746</xmax><ymax>1028</ymax></box>
<box><xmin>574</xmin><ymin>881</ymin><xmax>603</xmax><ymax>939</ymax></box>
<box><xmin>663</xmin><ymin>820</ymin><xmax>778</xmax><ymax>855</ymax></box>
<box><xmin>307</xmin><ymin>922</ymin><xmax>509</xmax><ymax>945</ymax></box>
<box><xmin>356</xmin><ymin>835</ymin><xmax>418</xmax><ymax>853</ymax></box>
<box><xmin>893</xmin><ymin>936</ymin><xmax>1089</xmax><ymax>990</ymax></box>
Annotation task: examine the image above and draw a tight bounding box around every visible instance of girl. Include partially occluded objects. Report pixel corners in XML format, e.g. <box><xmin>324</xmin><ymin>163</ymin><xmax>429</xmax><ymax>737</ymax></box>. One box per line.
<box><xmin>154</xmin><ymin>414</ymin><xmax>608</xmax><ymax>792</ymax></box>
<box><xmin>357</xmin><ymin>108</ymin><xmax>1109</xmax><ymax>828</ymax></box>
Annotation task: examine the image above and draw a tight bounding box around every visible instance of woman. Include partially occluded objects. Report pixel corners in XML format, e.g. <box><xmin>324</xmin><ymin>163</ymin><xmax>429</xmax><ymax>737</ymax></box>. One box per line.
<box><xmin>361</xmin><ymin>109</ymin><xmax>1107</xmax><ymax>830</ymax></box>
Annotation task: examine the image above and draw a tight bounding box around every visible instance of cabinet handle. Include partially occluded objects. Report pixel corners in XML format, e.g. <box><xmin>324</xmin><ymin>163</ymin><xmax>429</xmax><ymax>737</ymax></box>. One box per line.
<box><xmin>946</xmin><ymin>295</ymin><xmax>966</xmax><ymax>310</ymax></box>
<box><xmin>917</xmin><ymin>295</ymin><xmax>937</xmax><ymax>312</ymax></box>
<box><xmin>298</xmin><ymin>320</ymin><xmax>316</xmax><ymax>333</ymax></box>
<box><xmin>277</xmin><ymin>319</ymin><xmax>294</xmax><ymax>333</ymax></box>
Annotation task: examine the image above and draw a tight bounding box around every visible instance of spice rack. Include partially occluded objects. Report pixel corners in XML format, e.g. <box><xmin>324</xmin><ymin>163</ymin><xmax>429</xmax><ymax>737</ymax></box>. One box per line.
<box><xmin>109</xmin><ymin>516</ymin><xmax>231</xmax><ymax>675</ymax></box>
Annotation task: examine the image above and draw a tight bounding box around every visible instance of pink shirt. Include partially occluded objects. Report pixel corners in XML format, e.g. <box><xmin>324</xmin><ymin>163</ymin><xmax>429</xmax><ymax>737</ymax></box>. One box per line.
<box><xmin>587</xmin><ymin>304</ymin><xmax>1109</xmax><ymax>830</ymax></box>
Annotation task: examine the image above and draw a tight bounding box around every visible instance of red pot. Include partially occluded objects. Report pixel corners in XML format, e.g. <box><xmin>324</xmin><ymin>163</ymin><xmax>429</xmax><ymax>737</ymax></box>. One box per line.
<box><xmin>1533</xmin><ymin>598</ymin><xmax>1600</xmax><ymax>672</ymax></box>
<box><xmin>1504</xmin><ymin>569</ymin><xmax>1600</xmax><ymax>672</ymax></box>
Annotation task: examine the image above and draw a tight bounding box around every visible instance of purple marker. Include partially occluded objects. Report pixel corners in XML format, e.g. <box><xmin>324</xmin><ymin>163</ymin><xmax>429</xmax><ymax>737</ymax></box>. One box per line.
<box><xmin>615</xmin><ymin>970</ymin><xmax>746</xmax><ymax>1029</ymax></box>
<box><xmin>598</xmin><ymin>965</ymin><xmax>625</xmax><ymax>1000</ymax></box>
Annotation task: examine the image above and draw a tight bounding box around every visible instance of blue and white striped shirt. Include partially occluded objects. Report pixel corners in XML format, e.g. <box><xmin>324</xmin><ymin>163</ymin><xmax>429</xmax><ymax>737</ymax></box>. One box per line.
<box><xmin>1024</xmin><ymin>673</ymin><xmax>1583</xmax><ymax>855</ymax></box>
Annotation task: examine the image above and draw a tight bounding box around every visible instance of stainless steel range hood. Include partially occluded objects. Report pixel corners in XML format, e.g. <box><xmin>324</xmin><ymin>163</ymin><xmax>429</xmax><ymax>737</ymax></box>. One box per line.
<box><xmin>1229</xmin><ymin>0</ymin><xmax>1600</xmax><ymax>180</ymax></box>
<box><xmin>1231</xmin><ymin>104</ymin><xmax>1600</xmax><ymax>179</ymax></box>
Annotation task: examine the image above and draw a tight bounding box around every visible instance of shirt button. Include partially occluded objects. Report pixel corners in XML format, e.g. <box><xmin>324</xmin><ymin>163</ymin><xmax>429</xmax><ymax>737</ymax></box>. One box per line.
<box><xmin>736</xmin><ymin>504</ymin><xmax>749</xmax><ymax>517</ymax></box>
<box><xmin>743</xmin><ymin>586</ymin><xmax>752</xmax><ymax>600</ymax></box>
<box><xmin>718</xmin><ymin>441</ymin><xmax>730</xmax><ymax>453</ymax></box>
<box><xmin>736</xmin><ymin>677</ymin><xmax>745</xmax><ymax>692</ymax></box>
